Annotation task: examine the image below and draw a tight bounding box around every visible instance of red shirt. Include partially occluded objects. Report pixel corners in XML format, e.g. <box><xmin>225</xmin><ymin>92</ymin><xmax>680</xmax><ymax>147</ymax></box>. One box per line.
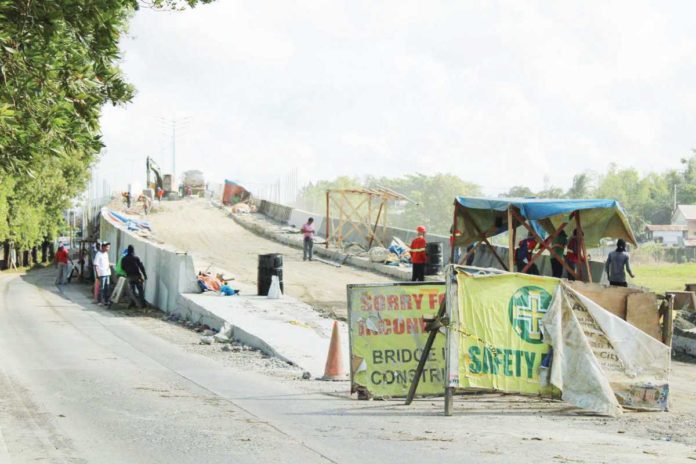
<box><xmin>566</xmin><ymin>237</ymin><xmax>580</xmax><ymax>263</ymax></box>
<box><xmin>55</xmin><ymin>248</ymin><xmax>69</xmax><ymax>264</ymax></box>
<box><xmin>410</xmin><ymin>237</ymin><xmax>427</xmax><ymax>264</ymax></box>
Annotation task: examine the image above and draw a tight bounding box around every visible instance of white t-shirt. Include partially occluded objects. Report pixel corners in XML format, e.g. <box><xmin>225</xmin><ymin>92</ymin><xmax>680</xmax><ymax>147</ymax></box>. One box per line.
<box><xmin>94</xmin><ymin>251</ymin><xmax>111</xmax><ymax>277</ymax></box>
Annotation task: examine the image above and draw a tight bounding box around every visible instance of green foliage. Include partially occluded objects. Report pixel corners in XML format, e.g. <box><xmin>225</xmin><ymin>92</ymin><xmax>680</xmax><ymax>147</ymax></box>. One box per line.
<box><xmin>300</xmin><ymin>154</ymin><xmax>696</xmax><ymax>240</ymax></box>
<box><xmin>497</xmin><ymin>155</ymin><xmax>696</xmax><ymax>234</ymax></box>
<box><xmin>0</xmin><ymin>0</ymin><xmax>212</xmax><ymax>249</ymax></box>
<box><xmin>368</xmin><ymin>174</ymin><xmax>480</xmax><ymax>234</ymax></box>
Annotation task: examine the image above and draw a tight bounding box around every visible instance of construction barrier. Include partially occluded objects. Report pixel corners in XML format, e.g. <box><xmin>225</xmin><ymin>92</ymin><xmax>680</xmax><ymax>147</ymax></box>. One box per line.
<box><xmin>444</xmin><ymin>269</ymin><xmax>670</xmax><ymax>416</ymax></box>
<box><xmin>100</xmin><ymin>208</ymin><xmax>198</xmax><ymax>313</ymax></box>
<box><xmin>347</xmin><ymin>281</ymin><xmax>445</xmax><ymax>398</ymax></box>
<box><xmin>446</xmin><ymin>273</ymin><xmax>558</xmax><ymax>395</ymax></box>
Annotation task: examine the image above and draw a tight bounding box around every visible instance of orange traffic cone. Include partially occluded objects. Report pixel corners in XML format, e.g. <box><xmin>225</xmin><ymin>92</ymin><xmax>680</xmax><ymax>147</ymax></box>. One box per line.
<box><xmin>322</xmin><ymin>321</ymin><xmax>346</xmax><ymax>380</ymax></box>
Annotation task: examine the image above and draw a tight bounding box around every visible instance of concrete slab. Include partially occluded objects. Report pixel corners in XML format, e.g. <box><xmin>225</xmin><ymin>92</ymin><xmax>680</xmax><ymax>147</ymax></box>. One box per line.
<box><xmin>178</xmin><ymin>291</ymin><xmax>348</xmax><ymax>378</ymax></box>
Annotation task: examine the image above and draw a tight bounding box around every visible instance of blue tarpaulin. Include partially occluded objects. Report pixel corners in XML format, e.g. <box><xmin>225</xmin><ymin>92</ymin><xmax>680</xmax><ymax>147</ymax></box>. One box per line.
<box><xmin>453</xmin><ymin>197</ymin><xmax>637</xmax><ymax>249</ymax></box>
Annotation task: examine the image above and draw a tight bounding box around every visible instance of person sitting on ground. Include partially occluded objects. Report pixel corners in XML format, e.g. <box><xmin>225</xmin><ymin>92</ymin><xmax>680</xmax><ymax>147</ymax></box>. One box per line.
<box><xmin>219</xmin><ymin>282</ymin><xmax>239</xmax><ymax>296</ymax></box>
<box><xmin>121</xmin><ymin>245</ymin><xmax>148</xmax><ymax>308</ymax></box>
<box><xmin>605</xmin><ymin>239</ymin><xmax>635</xmax><ymax>287</ymax></box>
<box><xmin>197</xmin><ymin>272</ymin><xmax>222</xmax><ymax>292</ymax></box>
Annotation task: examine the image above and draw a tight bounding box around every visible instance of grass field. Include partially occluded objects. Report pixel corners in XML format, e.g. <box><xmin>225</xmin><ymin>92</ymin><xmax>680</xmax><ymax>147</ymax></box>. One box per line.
<box><xmin>631</xmin><ymin>263</ymin><xmax>696</xmax><ymax>294</ymax></box>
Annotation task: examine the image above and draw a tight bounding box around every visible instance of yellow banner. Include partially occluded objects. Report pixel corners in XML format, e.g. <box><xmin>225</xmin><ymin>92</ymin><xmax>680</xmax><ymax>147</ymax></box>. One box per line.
<box><xmin>456</xmin><ymin>273</ymin><xmax>559</xmax><ymax>394</ymax></box>
<box><xmin>348</xmin><ymin>283</ymin><xmax>446</xmax><ymax>398</ymax></box>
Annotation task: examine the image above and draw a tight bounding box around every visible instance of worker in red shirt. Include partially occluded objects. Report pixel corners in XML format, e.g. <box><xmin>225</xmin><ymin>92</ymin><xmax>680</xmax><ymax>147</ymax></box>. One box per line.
<box><xmin>410</xmin><ymin>225</ymin><xmax>428</xmax><ymax>282</ymax></box>
<box><xmin>54</xmin><ymin>243</ymin><xmax>70</xmax><ymax>292</ymax></box>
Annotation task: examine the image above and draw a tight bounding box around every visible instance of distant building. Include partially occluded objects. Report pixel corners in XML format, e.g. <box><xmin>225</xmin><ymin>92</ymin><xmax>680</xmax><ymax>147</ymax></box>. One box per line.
<box><xmin>644</xmin><ymin>224</ymin><xmax>687</xmax><ymax>246</ymax></box>
<box><xmin>671</xmin><ymin>205</ymin><xmax>696</xmax><ymax>243</ymax></box>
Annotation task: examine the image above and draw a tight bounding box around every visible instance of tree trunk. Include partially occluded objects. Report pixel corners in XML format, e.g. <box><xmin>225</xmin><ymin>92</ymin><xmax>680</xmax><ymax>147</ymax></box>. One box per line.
<box><xmin>22</xmin><ymin>249</ymin><xmax>30</xmax><ymax>267</ymax></box>
<box><xmin>48</xmin><ymin>243</ymin><xmax>55</xmax><ymax>262</ymax></box>
<box><xmin>31</xmin><ymin>246</ymin><xmax>37</xmax><ymax>265</ymax></box>
<box><xmin>41</xmin><ymin>240</ymin><xmax>48</xmax><ymax>263</ymax></box>
<box><xmin>1</xmin><ymin>241</ymin><xmax>7</xmax><ymax>270</ymax></box>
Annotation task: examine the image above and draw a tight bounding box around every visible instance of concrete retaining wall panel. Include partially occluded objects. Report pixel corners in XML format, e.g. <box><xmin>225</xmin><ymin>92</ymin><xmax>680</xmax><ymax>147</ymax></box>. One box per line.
<box><xmin>100</xmin><ymin>209</ymin><xmax>198</xmax><ymax>314</ymax></box>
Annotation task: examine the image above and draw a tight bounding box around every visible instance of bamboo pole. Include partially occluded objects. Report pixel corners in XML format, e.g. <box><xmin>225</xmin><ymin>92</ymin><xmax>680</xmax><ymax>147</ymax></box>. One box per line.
<box><xmin>325</xmin><ymin>191</ymin><xmax>330</xmax><ymax>248</ymax></box>
<box><xmin>507</xmin><ymin>207</ymin><xmax>514</xmax><ymax>272</ymax></box>
<box><xmin>575</xmin><ymin>211</ymin><xmax>592</xmax><ymax>282</ymax></box>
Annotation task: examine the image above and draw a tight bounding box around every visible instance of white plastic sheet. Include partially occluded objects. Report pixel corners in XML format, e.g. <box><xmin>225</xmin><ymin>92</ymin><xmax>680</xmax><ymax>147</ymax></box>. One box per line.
<box><xmin>543</xmin><ymin>284</ymin><xmax>670</xmax><ymax>417</ymax></box>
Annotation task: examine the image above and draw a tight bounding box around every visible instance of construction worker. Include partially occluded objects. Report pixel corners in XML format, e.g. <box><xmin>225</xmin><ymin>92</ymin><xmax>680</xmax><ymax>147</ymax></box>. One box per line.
<box><xmin>301</xmin><ymin>217</ymin><xmax>315</xmax><ymax>261</ymax></box>
<box><xmin>121</xmin><ymin>245</ymin><xmax>148</xmax><ymax>308</ymax></box>
<box><xmin>605</xmin><ymin>239</ymin><xmax>635</xmax><ymax>287</ymax></box>
<box><xmin>94</xmin><ymin>242</ymin><xmax>112</xmax><ymax>307</ymax></box>
<box><xmin>566</xmin><ymin>229</ymin><xmax>579</xmax><ymax>280</ymax></box>
<box><xmin>54</xmin><ymin>243</ymin><xmax>70</xmax><ymax>293</ymax></box>
<box><xmin>410</xmin><ymin>226</ymin><xmax>428</xmax><ymax>282</ymax></box>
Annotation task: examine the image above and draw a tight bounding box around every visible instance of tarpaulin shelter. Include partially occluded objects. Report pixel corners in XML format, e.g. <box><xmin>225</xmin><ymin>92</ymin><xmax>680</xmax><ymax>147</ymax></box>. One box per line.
<box><xmin>451</xmin><ymin>197</ymin><xmax>637</xmax><ymax>282</ymax></box>
<box><xmin>222</xmin><ymin>180</ymin><xmax>250</xmax><ymax>205</ymax></box>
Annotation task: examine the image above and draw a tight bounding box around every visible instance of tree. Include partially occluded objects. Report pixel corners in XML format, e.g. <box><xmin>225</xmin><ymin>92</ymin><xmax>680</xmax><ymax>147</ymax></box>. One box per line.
<box><xmin>566</xmin><ymin>173</ymin><xmax>592</xmax><ymax>199</ymax></box>
<box><xmin>0</xmin><ymin>0</ymin><xmax>214</xmax><ymax>261</ymax></box>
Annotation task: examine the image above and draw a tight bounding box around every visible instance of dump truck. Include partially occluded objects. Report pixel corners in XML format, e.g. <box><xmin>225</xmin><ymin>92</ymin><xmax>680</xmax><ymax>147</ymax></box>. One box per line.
<box><xmin>182</xmin><ymin>170</ymin><xmax>205</xmax><ymax>197</ymax></box>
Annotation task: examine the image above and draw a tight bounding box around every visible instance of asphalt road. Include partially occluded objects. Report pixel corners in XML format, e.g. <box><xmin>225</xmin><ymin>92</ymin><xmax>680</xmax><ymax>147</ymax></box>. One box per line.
<box><xmin>1</xmin><ymin>269</ymin><xmax>695</xmax><ymax>463</ymax></box>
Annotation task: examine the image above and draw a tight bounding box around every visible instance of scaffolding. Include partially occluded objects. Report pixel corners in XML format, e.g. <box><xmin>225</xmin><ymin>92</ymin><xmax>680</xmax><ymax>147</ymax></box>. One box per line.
<box><xmin>325</xmin><ymin>187</ymin><xmax>412</xmax><ymax>250</ymax></box>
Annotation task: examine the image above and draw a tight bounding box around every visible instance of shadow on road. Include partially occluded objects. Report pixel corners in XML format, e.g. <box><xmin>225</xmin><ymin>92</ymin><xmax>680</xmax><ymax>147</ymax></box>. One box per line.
<box><xmin>19</xmin><ymin>267</ymin><xmax>167</xmax><ymax>321</ymax></box>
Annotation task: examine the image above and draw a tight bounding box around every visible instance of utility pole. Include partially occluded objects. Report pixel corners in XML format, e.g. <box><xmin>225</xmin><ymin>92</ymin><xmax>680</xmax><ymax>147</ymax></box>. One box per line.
<box><xmin>171</xmin><ymin>120</ymin><xmax>176</xmax><ymax>182</ymax></box>
<box><xmin>158</xmin><ymin>116</ymin><xmax>191</xmax><ymax>185</ymax></box>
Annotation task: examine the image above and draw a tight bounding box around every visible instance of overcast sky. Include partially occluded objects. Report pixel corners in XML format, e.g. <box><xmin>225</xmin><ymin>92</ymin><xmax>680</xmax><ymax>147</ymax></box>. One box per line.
<box><xmin>97</xmin><ymin>1</ymin><xmax>696</xmax><ymax>197</ymax></box>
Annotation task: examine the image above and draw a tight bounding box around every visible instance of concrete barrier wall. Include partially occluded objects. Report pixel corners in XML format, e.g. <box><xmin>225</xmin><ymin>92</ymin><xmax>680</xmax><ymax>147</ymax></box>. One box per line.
<box><xmin>258</xmin><ymin>200</ymin><xmax>293</xmax><ymax>223</ymax></box>
<box><xmin>100</xmin><ymin>208</ymin><xmax>198</xmax><ymax>313</ymax></box>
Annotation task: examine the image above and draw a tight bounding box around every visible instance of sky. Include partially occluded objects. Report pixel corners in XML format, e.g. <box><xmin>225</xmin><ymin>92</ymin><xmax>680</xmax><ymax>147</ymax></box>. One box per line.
<box><xmin>97</xmin><ymin>1</ymin><xmax>696</xmax><ymax>197</ymax></box>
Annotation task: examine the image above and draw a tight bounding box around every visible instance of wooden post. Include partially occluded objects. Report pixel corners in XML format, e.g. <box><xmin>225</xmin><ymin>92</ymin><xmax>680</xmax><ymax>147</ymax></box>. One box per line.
<box><xmin>367</xmin><ymin>202</ymin><xmax>384</xmax><ymax>249</ymax></box>
<box><xmin>575</xmin><ymin>211</ymin><xmax>592</xmax><ymax>282</ymax></box>
<box><xmin>451</xmin><ymin>204</ymin><xmax>458</xmax><ymax>263</ymax></box>
<box><xmin>382</xmin><ymin>200</ymin><xmax>388</xmax><ymax>247</ymax></box>
<box><xmin>660</xmin><ymin>296</ymin><xmax>674</xmax><ymax>346</ymax></box>
<box><xmin>405</xmin><ymin>299</ymin><xmax>447</xmax><ymax>405</ymax></box>
<box><xmin>325</xmin><ymin>191</ymin><xmax>330</xmax><ymax>248</ymax></box>
<box><xmin>507</xmin><ymin>207</ymin><xmax>514</xmax><ymax>272</ymax></box>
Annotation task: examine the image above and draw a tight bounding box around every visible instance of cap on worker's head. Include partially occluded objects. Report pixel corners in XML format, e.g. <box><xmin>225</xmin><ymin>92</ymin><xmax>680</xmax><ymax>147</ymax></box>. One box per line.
<box><xmin>416</xmin><ymin>225</ymin><xmax>426</xmax><ymax>234</ymax></box>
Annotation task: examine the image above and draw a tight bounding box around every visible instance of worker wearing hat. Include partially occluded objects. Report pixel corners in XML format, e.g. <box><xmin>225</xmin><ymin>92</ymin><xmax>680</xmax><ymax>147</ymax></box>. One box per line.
<box><xmin>410</xmin><ymin>226</ymin><xmax>428</xmax><ymax>282</ymax></box>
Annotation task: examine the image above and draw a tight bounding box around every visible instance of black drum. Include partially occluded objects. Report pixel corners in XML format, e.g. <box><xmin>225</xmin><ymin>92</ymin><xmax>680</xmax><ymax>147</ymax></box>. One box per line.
<box><xmin>258</xmin><ymin>253</ymin><xmax>284</xmax><ymax>295</ymax></box>
<box><xmin>425</xmin><ymin>242</ymin><xmax>443</xmax><ymax>275</ymax></box>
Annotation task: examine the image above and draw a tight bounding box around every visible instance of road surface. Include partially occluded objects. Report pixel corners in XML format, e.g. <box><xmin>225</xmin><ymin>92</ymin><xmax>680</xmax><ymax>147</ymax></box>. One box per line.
<box><xmin>146</xmin><ymin>199</ymin><xmax>393</xmax><ymax>318</ymax></box>
<box><xmin>1</xmin><ymin>269</ymin><xmax>696</xmax><ymax>463</ymax></box>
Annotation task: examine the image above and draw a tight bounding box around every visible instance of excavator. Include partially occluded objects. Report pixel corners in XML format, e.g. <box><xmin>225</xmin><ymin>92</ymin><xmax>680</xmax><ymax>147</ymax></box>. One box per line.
<box><xmin>146</xmin><ymin>156</ymin><xmax>164</xmax><ymax>193</ymax></box>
